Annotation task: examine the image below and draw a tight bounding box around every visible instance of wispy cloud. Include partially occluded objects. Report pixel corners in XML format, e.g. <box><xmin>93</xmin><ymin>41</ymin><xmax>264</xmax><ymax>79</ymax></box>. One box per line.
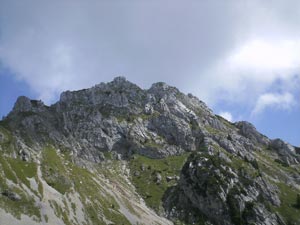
<box><xmin>252</xmin><ymin>92</ymin><xmax>296</xmax><ymax>115</ymax></box>
<box><xmin>219</xmin><ymin>111</ymin><xmax>233</xmax><ymax>122</ymax></box>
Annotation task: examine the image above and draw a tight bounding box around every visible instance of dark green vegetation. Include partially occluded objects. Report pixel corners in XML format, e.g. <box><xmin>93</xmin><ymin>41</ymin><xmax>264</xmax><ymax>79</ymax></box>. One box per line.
<box><xmin>129</xmin><ymin>153</ymin><xmax>190</xmax><ymax>212</ymax></box>
<box><xmin>296</xmin><ymin>194</ymin><xmax>300</xmax><ymax>209</ymax></box>
<box><xmin>182</xmin><ymin>152</ymin><xmax>236</xmax><ymax>195</ymax></box>
<box><xmin>226</xmin><ymin>186</ymin><xmax>255</xmax><ymax>225</ymax></box>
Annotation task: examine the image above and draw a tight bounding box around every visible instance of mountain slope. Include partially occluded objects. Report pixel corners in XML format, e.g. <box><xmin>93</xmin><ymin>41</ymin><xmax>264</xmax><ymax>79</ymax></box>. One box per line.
<box><xmin>0</xmin><ymin>77</ymin><xmax>300</xmax><ymax>225</ymax></box>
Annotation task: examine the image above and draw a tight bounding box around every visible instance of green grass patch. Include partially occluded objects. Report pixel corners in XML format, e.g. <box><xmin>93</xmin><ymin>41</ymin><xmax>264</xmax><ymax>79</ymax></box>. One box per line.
<box><xmin>0</xmin><ymin>150</ymin><xmax>41</xmax><ymax>220</ymax></box>
<box><xmin>0</xmin><ymin>152</ymin><xmax>37</xmax><ymax>191</ymax></box>
<box><xmin>40</xmin><ymin>146</ymin><xmax>130</xmax><ymax>224</ymax></box>
<box><xmin>0</xmin><ymin>187</ymin><xmax>41</xmax><ymax>221</ymax></box>
<box><xmin>129</xmin><ymin>153</ymin><xmax>190</xmax><ymax>212</ymax></box>
<box><xmin>6</xmin><ymin>157</ymin><xmax>37</xmax><ymax>187</ymax></box>
<box><xmin>0</xmin><ymin>120</ymin><xmax>11</xmax><ymax>131</ymax></box>
<box><xmin>143</xmin><ymin>139</ymin><xmax>163</xmax><ymax>148</ymax></box>
<box><xmin>69</xmin><ymin>163</ymin><xmax>130</xmax><ymax>224</ymax></box>
<box><xmin>256</xmin><ymin>148</ymin><xmax>300</xmax><ymax>223</ymax></box>
<box><xmin>0</xmin><ymin>155</ymin><xmax>18</xmax><ymax>183</ymax></box>
<box><xmin>41</xmin><ymin>146</ymin><xmax>72</xmax><ymax>194</ymax></box>
<box><xmin>205</xmin><ymin>126</ymin><xmax>222</xmax><ymax>135</ymax></box>
<box><xmin>254</xmin><ymin>150</ymin><xmax>300</xmax><ymax>182</ymax></box>
<box><xmin>0</xmin><ymin>126</ymin><xmax>14</xmax><ymax>153</ymax></box>
<box><xmin>273</xmin><ymin>182</ymin><xmax>300</xmax><ymax>224</ymax></box>
<box><xmin>103</xmin><ymin>151</ymin><xmax>113</xmax><ymax>160</ymax></box>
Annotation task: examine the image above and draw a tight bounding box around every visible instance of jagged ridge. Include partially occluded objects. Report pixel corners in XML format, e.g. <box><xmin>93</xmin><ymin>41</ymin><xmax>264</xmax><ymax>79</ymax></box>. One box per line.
<box><xmin>0</xmin><ymin>77</ymin><xmax>300</xmax><ymax>225</ymax></box>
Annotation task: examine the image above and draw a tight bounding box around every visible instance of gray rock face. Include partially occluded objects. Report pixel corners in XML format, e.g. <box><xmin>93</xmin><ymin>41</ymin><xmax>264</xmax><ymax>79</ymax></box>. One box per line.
<box><xmin>3</xmin><ymin>76</ymin><xmax>299</xmax><ymax>164</ymax></box>
<box><xmin>12</xmin><ymin>96</ymin><xmax>32</xmax><ymax>112</ymax></box>
<box><xmin>236</xmin><ymin>121</ymin><xmax>270</xmax><ymax>146</ymax></box>
<box><xmin>270</xmin><ymin>139</ymin><xmax>299</xmax><ymax>165</ymax></box>
<box><xmin>12</xmin><ymin>96</ymin><xmax>46</xmax><ymax>114</ymax></box>
<box><xmin>164</xmin><ymin>151</ymin><xmax>282</xmax><ymax>225</ymax></box>
<box><xmin>3</xmin><ymin>77</ymin><xmax>207</xmax><ymax>161</ymax></box>
<box><xmin>271</xmin><ymin>139</ymin><xmax>295</xmax><ymax>154</ymax></box>
<box><xmin>59</xmin><ymin>76</ymin><xmax>145</xmax><ymax>112</ymax></box>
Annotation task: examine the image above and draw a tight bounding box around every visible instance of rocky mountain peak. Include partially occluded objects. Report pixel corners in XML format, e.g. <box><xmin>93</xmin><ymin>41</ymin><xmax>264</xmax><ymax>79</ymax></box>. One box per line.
<box><xmin>271</xmin><ymin>138</ymin><xmax>296</xmax><ymax>153</ymax></box>
<box><xmin>13</xmin><ymin>96</ymin><xmax>32</xmax><ymax>112</ymax></box>
<box><xmin>4</xmin><ymin>77</ymin><xmax>299</xmax><ymax>163</ymax></box>
<box><xmin>1</xmin><ymin>77</ymin><xmax>300</xmax><ymax>225</ymax></box>
<box><xmin>235</xmin><ymin>121</ymin><xmax>270</xmax><ymax>146</ymax></box>
<box><xmin>105</xmin><ymin>76</ymin><xmax>142</xmax><ymax>91</ymax></box>
<box><xmin>11</xmin><ymin>96</ymin><xmax>46</xmax><ymax>115</ymax></box>
<box><xmin>59</xmin><ymin>76</ymin><xmax>144</xmax><ymax>111</ymax></box>
<box><xmin>148</xmin><ymin>82</ymin><xmax>180</xmax><ymax>100</ymax></box>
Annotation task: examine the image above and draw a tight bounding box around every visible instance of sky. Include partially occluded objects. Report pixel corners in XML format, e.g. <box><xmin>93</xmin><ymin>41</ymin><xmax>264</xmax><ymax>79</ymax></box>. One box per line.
<box><xmin>0</xmin><ymin>0</ymin><xmax>299</xmax><ymax>146</ymax></box>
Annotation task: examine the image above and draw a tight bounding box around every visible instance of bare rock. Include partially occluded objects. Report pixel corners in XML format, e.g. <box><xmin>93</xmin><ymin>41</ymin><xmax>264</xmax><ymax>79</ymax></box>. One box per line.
<box><xmin>155</xmin><ymin>173</ymin><xmax>162</xmax><ymax>184</ymax></box>
<box><xmin>236</xmin><ymin>121</ymin><xmax>270</xmax><ymax>146</ymax></box>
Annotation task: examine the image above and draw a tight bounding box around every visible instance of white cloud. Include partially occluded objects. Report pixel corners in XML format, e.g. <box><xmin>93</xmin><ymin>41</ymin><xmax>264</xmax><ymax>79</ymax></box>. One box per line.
<box><xmin>0</xmin><ymin>0</ymin><xmax>244</xmax><ymax>103</ymax></box>
<box><xmin>229</xmin><ymin>39</ymin><xmax>300</xmax><ymax>72</ymax></box>
<box><xmin>219</xmin><ymin>111</ymin><xmax>233</xmax><ymax>122</ymax></box>
<box><xmin>192</xmin><ymin>37</ymin><xmax>300</xmax><ymax>114</ymax></box>
<box><xmin>252</xmin><ymin>92</ymin><xmax>296</xmax><ymax>115</ymax></box>
<box><xmin>0</xmin><ymin>0</ymin><xmax>300</xmax><ymax>113</ymax></box>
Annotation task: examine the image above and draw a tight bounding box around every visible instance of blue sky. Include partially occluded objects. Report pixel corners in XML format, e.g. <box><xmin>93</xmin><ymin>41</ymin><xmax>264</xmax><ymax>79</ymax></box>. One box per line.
<box><xmin>0</xmin><ymin>69</ymin><xmax>34</xmax><ymax>119</ymax></box>
<box><xmin>0</xmin><ymin>0</ymin><xmax>299</xmax><ymax>146</ymax></box>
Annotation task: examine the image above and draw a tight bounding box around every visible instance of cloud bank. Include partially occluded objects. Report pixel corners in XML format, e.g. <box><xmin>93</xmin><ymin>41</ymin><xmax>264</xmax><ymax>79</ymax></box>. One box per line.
<box><xmin>0</xmin><ymin>0</ymin><xmax>300</xmax><ymax>116</ymax></box>
<box><xmin>252</xmin><ymin>92</ymin><xmax>296</xmax><ymax>115</ymax></box>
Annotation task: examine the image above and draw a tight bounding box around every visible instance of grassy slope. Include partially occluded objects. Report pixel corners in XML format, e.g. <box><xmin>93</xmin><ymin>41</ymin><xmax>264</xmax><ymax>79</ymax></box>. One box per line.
<box><xmin>0</xmin><ymin>125</ymin><xmax>41</xmax><ymax>220</ymax></box>
<box><xmin>128</xmin><ymin>153</ymin><xmax>190</xmax><ymax>213</ymax></box>
<box><xmin>0</xmin><ymin>153</ymin><xmax>41</xmax><ymax>220</ymax></box>
<box><xmin>254</xmin><ymin>149</ymin><xmax>300</xmax><ymax>224</ymax></box>
<box><xmin>40</xmin><ymin>146</ymin><xmax>131</xmax><ymax>225</ymax></box>
<box><xmin>0</xmin><ymin>133</ymin><xmax>131</xmax><ymax>225</ymax></box>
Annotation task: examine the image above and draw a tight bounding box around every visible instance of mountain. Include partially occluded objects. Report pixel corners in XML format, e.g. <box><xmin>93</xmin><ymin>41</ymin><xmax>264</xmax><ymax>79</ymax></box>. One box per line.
<box><xmin>0</xmin><ymin>76</ymin><xmax>300</xmax><ymax>225</ymax></box>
